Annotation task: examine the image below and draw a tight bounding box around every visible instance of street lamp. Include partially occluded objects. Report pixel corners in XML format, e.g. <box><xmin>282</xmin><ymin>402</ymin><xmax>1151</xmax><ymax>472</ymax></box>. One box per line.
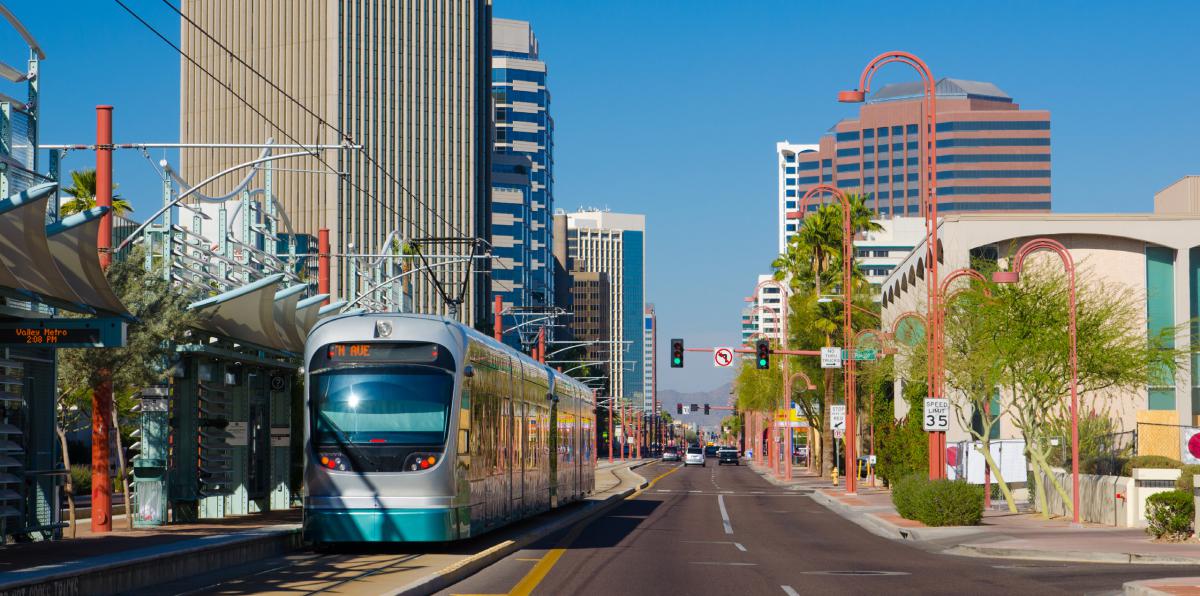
<box><xmin>991</xmin><ymin>237</ymin><xmax>1080</xmax><ymax>524</ymax></box>
<box><xmin>841</xmin><ymin>51</ymin><xmax>944</xmax><ymax>480</ymax></box>
<box><xmin>751</xmin><ymin>278</ymin><xmax>793</xmax><ymax>479</ymax></box>
<box><xmin>789</xmin><ymin>184</ymin><xmax>858</xmax><ymax>493</ymax></box>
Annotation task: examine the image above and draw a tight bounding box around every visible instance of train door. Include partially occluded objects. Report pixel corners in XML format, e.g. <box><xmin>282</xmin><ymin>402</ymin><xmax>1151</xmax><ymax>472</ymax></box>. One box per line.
<box><xmin>502</xmin><ymin>357</ymin><xmax>515</xmax><ymax>522</ymax></box>
<box><xmin>514</xmin><ymin>397</ymin><xmax>526</xmax><ymax>516</ymax></box>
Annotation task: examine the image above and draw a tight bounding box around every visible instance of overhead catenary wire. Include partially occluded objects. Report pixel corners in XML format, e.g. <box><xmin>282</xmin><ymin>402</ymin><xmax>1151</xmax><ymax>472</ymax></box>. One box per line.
<box><xmin>112</xmin><ymin>0</ymin><xmax>434</xmax><ymax>242</ymax></box>
<box><xmin>157</xmin><ymin>0</ymin><xmax>469</xmax><ymax>240</ymax></box>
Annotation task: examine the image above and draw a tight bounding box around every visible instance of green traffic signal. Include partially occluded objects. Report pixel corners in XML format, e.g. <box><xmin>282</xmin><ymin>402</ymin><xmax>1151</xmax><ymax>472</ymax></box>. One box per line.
<box><xmin>758</xmin><ymin>358</ymin><xmax>767</xmax><ymax>367</ymax></box>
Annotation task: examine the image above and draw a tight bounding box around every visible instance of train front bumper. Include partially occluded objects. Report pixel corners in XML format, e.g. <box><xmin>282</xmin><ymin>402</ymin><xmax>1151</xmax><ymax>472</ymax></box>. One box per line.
<box><xmin>303</xmin><ymin>507</ymin><xmax>462</xmax><ymax>543</ymax></box>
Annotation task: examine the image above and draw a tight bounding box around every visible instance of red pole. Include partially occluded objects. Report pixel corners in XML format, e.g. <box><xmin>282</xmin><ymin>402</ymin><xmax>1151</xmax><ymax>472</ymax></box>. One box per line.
<box><xmin>318</xmin><ymin>228</ymin><xmax>331</xmax><ymax>305</ymax></box>
<box><xmin>537</xmin><ymin>327</ymin><xmax>545</xmax><ymax>363</ymax></box>
<box><xmin>92</xmin><ymin>105</ymin><xmax>114</xmax><ymax>533</ymax></box>
<box><xmin>96</xmin><ymin>106</ymin><xmax>113</xmax><ymax>268</ymax></box>
<box><xmin>494</xmin><ymin>294</ymin><xmax>503</xmax><ymax>342</ymax></box>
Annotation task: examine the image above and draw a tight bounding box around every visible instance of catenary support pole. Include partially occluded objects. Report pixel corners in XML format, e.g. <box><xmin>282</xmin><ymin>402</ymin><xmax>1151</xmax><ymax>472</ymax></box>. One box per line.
<box><xmin>318</xmin><ymin>228</ymin><xmax>330</xmax><ymax>305</ymax></box>
<box><xmin>91</xmin><ymin>105</ymin><xmax>115</xmax><ymax>533</ymax></box>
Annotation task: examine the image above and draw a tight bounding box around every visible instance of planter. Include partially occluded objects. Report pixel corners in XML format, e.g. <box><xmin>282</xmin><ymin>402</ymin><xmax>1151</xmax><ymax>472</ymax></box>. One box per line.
<box><xmin>1133</xmin><ymin>468</ymin><xmax>1183</xmax><ymax>526</ymax></box>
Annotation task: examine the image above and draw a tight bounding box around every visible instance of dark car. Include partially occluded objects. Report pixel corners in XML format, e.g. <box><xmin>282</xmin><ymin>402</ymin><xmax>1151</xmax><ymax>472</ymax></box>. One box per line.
<box><xmin>704</xmin><ymin>445</ymin><xmax>719</xmax><ymax>458</ymax></box>
<box><xmin>717</xmin><ymin>448</ymin><xmax>739</xmax><ymax>466</ymax></box>
<box><xmin>662</xmin><ymin>448</ymin><xmax>680</xmax><ymax>462</ymax></box>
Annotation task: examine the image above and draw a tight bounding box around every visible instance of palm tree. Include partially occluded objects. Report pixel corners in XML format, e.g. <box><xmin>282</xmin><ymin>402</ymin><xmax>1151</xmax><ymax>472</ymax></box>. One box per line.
<box><xmin>60</xmin><ymin>169</ymin><xmax>133</xmax><ymax>217</ymax></box>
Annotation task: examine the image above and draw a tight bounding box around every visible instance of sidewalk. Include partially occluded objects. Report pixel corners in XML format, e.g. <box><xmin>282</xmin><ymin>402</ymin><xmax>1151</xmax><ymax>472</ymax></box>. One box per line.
<box><xmin>746</xmin><ymin>461</ymin><xmax>1200</xmax><ymax>594</ymax></box>
<box><xmin>0</xmin><ymin>459</ymin><xmax>655</xmax><ymax>596</ymax></box>
<box><xmin>747</xmin><ymin>460</ymin><xmax>1200</xmax><ymax>565</ymax></box>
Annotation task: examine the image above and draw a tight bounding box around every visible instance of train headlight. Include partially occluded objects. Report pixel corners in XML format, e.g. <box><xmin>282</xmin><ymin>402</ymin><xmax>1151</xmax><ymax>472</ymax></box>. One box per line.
<box><xmin>404</xmin><ymin>452</ymin><xmax>440</xmax><ymax>471</ymax></box>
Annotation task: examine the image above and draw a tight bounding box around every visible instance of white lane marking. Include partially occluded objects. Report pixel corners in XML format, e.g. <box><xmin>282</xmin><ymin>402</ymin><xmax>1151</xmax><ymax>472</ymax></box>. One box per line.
<box><xmin>718</xmin><ymin>494</ymin><xmax>733</xmax><ymax>534</ymax></box>
<box><xmin>689</xmin><ymin>490</ymin><xmax>702</xmax><ymax>493</ymax></box>
<box><xmin>782</xmin><ymin>586</ymin><xmax>800</xmax><ymax>596</ymax></box>
<box><xmin>734</xmin><ymin>542</ymin><xmax>747</xmax><ymax>552</ymax></box>
<box><xmin>656</xmin><ymin>489</ymin><xmax>672</xmax><ymax>492</ymax></box>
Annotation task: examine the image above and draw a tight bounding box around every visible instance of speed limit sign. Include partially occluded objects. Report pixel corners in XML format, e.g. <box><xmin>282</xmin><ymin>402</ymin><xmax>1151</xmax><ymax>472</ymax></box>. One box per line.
<box><xmin>923</xmin><ymin>398</ymin><xmax>950</xmax><ymax>432</ymax></box>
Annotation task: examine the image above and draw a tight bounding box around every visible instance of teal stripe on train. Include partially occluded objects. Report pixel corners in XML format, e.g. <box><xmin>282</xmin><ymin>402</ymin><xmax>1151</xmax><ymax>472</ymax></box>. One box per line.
<box><xmin>304</xmin><ymin>508</ymin><xmax>458</xmax><ymax>543</ymax></box>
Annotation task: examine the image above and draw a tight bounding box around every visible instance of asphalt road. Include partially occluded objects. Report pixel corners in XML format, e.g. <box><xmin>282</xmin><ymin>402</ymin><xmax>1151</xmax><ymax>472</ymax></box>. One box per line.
<box><xmin>440</xmin><ymin>460</ymin><xmax>1200</xmax><ymax>596</ymax></box>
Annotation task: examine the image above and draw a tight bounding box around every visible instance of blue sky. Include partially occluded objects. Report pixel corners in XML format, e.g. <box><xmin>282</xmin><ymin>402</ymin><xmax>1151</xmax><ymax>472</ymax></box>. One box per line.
<box><xmin>10</xmin><ymin>1</ymin><xmax>1200</xmax><ymax>392</ymax></box>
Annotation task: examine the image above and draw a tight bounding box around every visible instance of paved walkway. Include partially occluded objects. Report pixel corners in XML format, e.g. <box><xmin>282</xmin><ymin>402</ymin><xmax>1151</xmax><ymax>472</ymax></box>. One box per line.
<box><xmin>0</xmin><ymin>460</ymin><xmax>654</xmax><ymax>595</ymax></box>
<box><xmin>745</xmin><ymin>461</ymin><xmax>1200</xmax><ymax>595</ymax></box>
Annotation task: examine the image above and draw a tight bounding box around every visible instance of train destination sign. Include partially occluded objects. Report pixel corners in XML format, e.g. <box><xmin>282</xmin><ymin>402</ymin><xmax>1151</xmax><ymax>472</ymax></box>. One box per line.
<box><xmin>0</xmin><ymin>318</ymin><xmax>127</xmax><ymax>348</ymax></box>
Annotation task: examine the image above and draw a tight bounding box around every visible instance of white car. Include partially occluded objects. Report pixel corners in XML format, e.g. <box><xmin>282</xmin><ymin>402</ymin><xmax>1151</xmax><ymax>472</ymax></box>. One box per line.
<box><xmin>683</xmin><ymin>447</ymin><xmax>705</xmax><ymax>467</ymax></box>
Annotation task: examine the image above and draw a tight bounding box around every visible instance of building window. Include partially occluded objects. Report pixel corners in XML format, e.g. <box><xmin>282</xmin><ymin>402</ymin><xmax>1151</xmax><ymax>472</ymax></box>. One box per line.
<box><xmin>836</xmin><ymin>130</ymin><xmax>860</xmax><ymax>142</ymax></box>
<box><xmin>837</xmin><ymin>147</ymin><xmax>860</xmax><ymax>158</ymax></box>
<box><xmin>936</xmin><ymin>120</ymin><xmax>1051</xmax><ymax>132</ymax></box>
<box><xmin>937</xmin><ymin>138</ymin><xmax>1051</xmax><ymax>148</ymax></box>
<box><xmin>785</xmin><ymin>166</ymin><xmax>796</xmax><ymax>174</ymax></box>
<box><xmin>785</xmin><ymin>154</ymin><xmax>796</xmax><ymax>163</ymax></box>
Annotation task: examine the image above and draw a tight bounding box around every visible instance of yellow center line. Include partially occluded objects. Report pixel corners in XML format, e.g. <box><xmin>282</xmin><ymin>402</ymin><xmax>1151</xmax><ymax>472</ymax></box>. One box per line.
<box><xmin>507</xmin><ymin>464</ymin><xmax>679</xmax><ymax>596</ymax></box>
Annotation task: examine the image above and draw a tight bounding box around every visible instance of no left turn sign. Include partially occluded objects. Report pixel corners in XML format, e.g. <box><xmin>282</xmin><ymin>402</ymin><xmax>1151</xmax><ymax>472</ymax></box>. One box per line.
<box><xmin>713</xmin><ymin>347</ymin><xmax>734</xmax><ymax>368</ymax></box>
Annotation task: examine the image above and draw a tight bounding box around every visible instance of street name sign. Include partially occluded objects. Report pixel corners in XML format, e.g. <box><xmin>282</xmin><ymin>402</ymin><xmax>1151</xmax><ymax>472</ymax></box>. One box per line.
<box><xmin>713</xmin><ymin>347</ymin><xmax>735</xmax><ymax>368</ymax></box>
<box><xmin>852</xmin><ymin>348</ymin><xmax>877</xmax><ymax>361</ymax></box>
<box><xmin>821</xmin><ymin>347</ymin><xmax>843</xmax><ymax>369</ymax></box>
<box><xmin>923</xmin><ymin>398</ymin><xmax>950</xmax><ymax>432</ymax></box>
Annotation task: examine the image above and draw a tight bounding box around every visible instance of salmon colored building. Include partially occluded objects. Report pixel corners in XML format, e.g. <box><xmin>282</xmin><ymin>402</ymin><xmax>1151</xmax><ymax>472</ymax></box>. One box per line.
<box><xmin>786</xmin><ymin>78</ymin><xmax>1051</xmax><ymax>219</ymax></box>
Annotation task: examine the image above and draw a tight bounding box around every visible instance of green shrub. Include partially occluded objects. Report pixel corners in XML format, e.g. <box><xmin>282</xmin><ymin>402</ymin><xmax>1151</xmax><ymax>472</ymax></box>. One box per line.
<box><xmin>1146</xmin><ymin>490</ymin><xmax>1194</xmax><ymax>540</ymax></box>
<box><xmin>1121</xmin><ymin>455</ymin><xmax>1182</xmax><ymax>477</ymax></box>
<box><xmin>919</xmin><ymin>479</ymin><xmax>984</xmax><ymax>526</ymax></box>
<box><xmin>892</xmin><ymin>473</ymin><xmax>927</xmax><ymax>520</ymax></box>
<box><xmin>1176</xmin><ymin>465</ymin><xmax>1200</xmax><ymax>492</ymax></box>
<box><xmin>68</xmin><ymin>464</ymin><xmax>91</xmax><ymax>496</ymax></box>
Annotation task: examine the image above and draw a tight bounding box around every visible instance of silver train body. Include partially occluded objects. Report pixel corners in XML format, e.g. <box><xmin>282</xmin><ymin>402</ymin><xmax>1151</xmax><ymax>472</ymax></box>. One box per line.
<box><xmin>303</xmin><ymin>312</ymin><xmax>596</xmax><ymax>543</ymax></box>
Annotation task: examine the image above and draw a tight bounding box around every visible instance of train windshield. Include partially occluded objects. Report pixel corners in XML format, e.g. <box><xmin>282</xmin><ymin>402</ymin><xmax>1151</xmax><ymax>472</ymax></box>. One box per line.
<box><xmin>313</xmin><ymin>366</ymin><xmax>452</xmax><ymax>445</ymax></box>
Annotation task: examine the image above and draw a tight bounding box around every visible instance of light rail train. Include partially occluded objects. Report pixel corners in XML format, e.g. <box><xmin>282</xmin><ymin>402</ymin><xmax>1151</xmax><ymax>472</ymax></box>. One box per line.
<box><xmin>302</xmin><ymin>313</ymin><xmax>595</xmax><ymax>544</ymax></box>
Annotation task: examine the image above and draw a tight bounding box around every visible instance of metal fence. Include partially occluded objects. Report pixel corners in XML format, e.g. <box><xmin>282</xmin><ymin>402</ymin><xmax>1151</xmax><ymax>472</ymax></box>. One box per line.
<box><xmin>1136</xmin><ymin>422</ymin><xmax>1200</xmax><ymax>464</ymax></box>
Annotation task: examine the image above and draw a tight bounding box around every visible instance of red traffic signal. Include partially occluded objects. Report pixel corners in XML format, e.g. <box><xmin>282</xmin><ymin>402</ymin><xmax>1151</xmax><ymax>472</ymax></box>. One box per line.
<box><xmin>676</xmin><ymin>403</ymin><xmax>683</xmax><ymax>415</ymax></box>
<box><xmin>703</xmin><ymin>404</ymin><xmax>710</xmax><ymax>415</ymax></box>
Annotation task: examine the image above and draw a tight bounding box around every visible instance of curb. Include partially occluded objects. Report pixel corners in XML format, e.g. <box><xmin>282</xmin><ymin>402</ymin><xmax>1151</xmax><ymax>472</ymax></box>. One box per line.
<box><xmin>1124</xmin><ymin>578</ymin><xmax>1200</xmax><ymax>595</ymax></box>
<box><xmin>0</xmin><ymin>525</ymin><xmax>302</xmax><ymax>596</ymax></box>
<box><xmin>946</xmin><ymin>544</ymin><xmax>1200</xmax><ymax>566</ymax></box>
<box><xmin>807</xmin><ymin>485</ymin><xmax>1200</xmax><ymax>567</ymax></box>
<box><xmin>808</xmin><ymin>488</ymin><xmax>910</xmax><ymax>541</ymax></box>
<box><xmin>387</xmin><ymin>461</ymin><xmax>653</xmax><ymax>596</ymax></box>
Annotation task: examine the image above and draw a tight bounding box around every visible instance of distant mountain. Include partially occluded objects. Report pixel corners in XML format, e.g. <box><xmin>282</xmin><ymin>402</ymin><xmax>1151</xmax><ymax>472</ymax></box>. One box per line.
<box><xmin>659</xmin><ymin>382</ymin><xmax>735</xmax><ymax>433</ymax></box>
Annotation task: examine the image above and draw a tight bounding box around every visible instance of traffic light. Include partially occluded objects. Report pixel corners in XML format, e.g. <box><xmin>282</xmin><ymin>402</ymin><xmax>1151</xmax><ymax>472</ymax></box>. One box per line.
<box><xmin>670</xmin><ymin>338</ymin><xmax>684</xmax><ymax>368</ymax></box>
<box><xmin>676</xmin><ymin>403</ymin><xmax>683</xmax><ymax>415</ymax></box>
<box><xmin>756</xmin><ymin>339</ymin><xmax>770</xmax><ymax>370</ymax></box>
<box><xmin>704</xmin><ymin>404</ymin><xmax>710</xmax><ymax>415</ymax></box>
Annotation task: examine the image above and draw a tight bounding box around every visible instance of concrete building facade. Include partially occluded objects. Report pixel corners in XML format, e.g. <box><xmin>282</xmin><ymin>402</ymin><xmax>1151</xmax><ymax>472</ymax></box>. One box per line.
<box><xmin>881</xmin><ymin>213</ymin><xmax>1200</xmax><ymax>454</ymax></box>
<box><xmin>742</xmin><ymin>273</ymin><xmax>784</xmax><ymax>345</ymax></box>
<box><xmin>644</xmin><ymin>304</ymin><xmax>657</xmax><ymax>414</ymax></box>
<box><xmin>180</xmin><ymin>0</ymin><xmax>493</xmax><ymax>324</ymax></box>
<box><xmin>567</xmin><ymin>211</ymin><xmax>645</xmax><ymax>401</ymax></box>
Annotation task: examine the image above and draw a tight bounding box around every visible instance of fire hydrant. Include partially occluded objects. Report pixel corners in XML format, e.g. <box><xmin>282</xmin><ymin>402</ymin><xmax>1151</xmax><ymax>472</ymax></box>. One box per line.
<box><xmin>831</xmin><ymin>466</ymin><xmax>839</xmax><ymax>487</ymax></box>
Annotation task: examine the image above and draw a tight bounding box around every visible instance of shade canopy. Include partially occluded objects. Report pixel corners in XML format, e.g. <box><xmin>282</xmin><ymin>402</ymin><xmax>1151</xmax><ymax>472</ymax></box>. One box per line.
<box><xmin>0</xmin><ymin>183</ymin><xmax>129</xmax><ymax>315</ymax></box>
<box><xmin>190</xmin><ymin>278</ymin><xmax>344</xmax><ymax>354</ymax></box>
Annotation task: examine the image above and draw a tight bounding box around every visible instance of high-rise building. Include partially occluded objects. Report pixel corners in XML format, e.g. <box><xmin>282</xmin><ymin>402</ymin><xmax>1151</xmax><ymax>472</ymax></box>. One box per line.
<box><xmin>643</xmin><ymin>304</ymin><xmax>656</xmax><ymax>414</ymax></box>
<box><xmin>776</xmin><ymin>142</ymin><xmax>819</xmax><ymax>253</ymax></box>
<box><xmin>568</xmin><ymin>270</ymin><xmax>609</xmax><ymax>366</ymax></box>
<box><xmin>786</xmin><ymin>78</ymin><xmax>1051</xmax><ymax>222</ymax></box>
<box><xmin>490</xmin><ymin>18</ymin><xmax>554</xmax><ymax>329</ymax></box>
<box><xmin>741</xmin><ymin>274</ymin><xmax>783</xmax><ymax>345</ymax></box>
<box><xmin>179</xmin><ymin>0</ymin><xmax>493</xmax><ymax>324</ymax></box>
<box><xmin>567</xmin><ymin>211</ymin><xmax>645</xmax><ymax>401</ymax></box>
